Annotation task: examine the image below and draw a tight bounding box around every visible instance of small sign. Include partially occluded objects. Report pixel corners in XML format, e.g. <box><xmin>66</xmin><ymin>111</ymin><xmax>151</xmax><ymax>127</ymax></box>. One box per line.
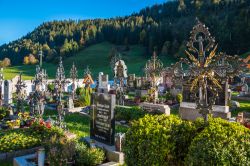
<box><xmin>90</xmin><ymin>93</ymin><xmax>115</xmax><ymax>145</ymax></box>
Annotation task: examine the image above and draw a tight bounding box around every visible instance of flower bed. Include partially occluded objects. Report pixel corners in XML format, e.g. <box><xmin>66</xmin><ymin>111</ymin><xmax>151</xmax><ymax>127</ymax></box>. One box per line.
<box><xmin>0</xmin><ymin>124</ymin><xmax>63</xmax><ymax>153</ymax></box>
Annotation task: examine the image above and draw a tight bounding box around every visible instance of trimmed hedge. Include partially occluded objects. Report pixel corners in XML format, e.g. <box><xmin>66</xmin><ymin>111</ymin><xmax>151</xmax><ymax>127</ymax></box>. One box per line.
<box><xmin>186</xmin><ymin>118</ymin><xmax>250</xmax><ymax>166</ymax></box>
<box><xmin>123</xmin><ymin>115</ymin><xmax>187</xmax><ymax>165</ymax></box>
<box><xmin>123</xmin><ymin>115</ymin><xmax>250</xmax><ymax>166</ymax></box>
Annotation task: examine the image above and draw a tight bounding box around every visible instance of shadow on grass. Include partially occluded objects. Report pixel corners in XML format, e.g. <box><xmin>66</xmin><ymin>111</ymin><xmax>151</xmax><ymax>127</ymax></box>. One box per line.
<box><xmin>231</xmin><ymin>100</ymin><xmax>250</xmax><ymax>117</ymax></box>
<box><xmin>43</xmin><ymin>110</ymin><xmax>129</xmax><ymax>137</ymax></box>
<box><xmin>64</xmin><ymin>113</ymin><xmax>90</xmax><ymax>138</ymax></box>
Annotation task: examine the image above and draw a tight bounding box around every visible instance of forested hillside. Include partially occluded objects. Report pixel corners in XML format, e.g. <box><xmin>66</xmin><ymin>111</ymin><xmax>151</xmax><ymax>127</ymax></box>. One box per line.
<box><xmin>0</xmin><ymin>0</ymin><xmax>249</xmax><ymax>65</ymax></box>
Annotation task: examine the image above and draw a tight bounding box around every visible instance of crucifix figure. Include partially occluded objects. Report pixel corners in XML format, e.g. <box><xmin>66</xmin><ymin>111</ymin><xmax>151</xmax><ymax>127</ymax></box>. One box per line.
<box><xmin>197</xmin><ymin>36</ymin><xmax>205</xmax><ymax>65</ymax></box>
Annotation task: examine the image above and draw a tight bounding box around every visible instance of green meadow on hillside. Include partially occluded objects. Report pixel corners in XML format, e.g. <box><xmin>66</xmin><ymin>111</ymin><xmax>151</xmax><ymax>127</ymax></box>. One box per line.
<box><xmin>3</xmin><ymin>42</ymin><xmax>176</xmax><ymax>80</ymax></box>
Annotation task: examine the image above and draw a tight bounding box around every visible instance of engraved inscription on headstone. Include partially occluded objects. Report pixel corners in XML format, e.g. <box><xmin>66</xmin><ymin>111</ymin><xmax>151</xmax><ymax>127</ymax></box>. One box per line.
<box><xmin>90</xmin><ymin>93</ymin><xmax>115</xmax><ymax>145</ymax></box>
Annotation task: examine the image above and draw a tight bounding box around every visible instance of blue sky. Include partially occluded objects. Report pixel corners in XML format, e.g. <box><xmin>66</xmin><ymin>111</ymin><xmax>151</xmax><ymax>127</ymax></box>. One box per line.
<box><xmin>0</xmin><ymin>0</ymin><xmax>166</xmax><ymax>45</ymax></box>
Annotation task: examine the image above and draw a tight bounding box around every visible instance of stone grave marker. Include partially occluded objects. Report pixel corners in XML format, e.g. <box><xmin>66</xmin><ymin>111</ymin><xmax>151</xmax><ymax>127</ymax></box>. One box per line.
<box><xmin>4</xmin><ymin>80</ymin><xmax>12</xmax><ymax>105</ymax></box>
<box><xmin>240</xmin><ymin>83</ymin><xmax>249</xmax><ymax>96</ymax></box>
<box><xmin>98</xmin><ymin>72</ymin><xmax>110</xmax><ymax>93</ymax></box>
<box><xmin>67</xmin><ymin>96</ymin><xmax>74</xmax><ymax>109</ymax></box>
<box><xmin>90</xmin><ymin>93</ymin><xmax>115</xmax><ymax>145</ymax></box>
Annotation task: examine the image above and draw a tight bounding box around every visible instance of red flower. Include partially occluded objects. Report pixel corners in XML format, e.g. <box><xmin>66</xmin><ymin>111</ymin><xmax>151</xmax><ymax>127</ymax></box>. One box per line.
<box><xmin>45</xmin><ymin>122</ymin><xmax>52</xmax><ymax>129</ymax></box>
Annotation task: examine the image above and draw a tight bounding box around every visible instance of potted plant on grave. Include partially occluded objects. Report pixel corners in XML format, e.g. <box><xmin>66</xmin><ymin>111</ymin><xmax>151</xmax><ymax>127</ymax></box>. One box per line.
<box><xmin>75</xmin><ymin>141</ymin><xmax>105</xmax><ymax>166</ymax></box>
<box><xmin>45</xmin><ymin>135</ymin><xmax>76</xmax><ymax>166</ymax></box>
<box><xmin>18</xmin><ymin>112</ymin><xmax>31</xmax><ymax>128</ymax></box>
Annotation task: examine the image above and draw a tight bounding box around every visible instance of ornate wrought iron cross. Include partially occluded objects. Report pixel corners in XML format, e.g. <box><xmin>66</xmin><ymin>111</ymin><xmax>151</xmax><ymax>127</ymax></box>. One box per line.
<box><xmin>30</xmin><ymin>65</ymin><xmax>47</xmax><ymax>116</ymax></box>
<box><xmin>15</xmin><ymin>73</ymin><xmax>27</xmax><ymax>113</ymax></box>
<box><xmin>70</xmin><ymin>62</ymin><xmax>78</xmax><ymax>99</ymax></box>
<box><xmin>53</xmin><ymin>57</ymin><xmax>69</xmax><ymax>128</ymax></box>
<box><xmin>144</xmin><ymin>50</ymin><xmax>163</xmax><ymax>103</ymax></box>
<box><xmin>84</xmin><ymin>66</ymin><xmax>92</xmax><ymax>76</ymax></box>
<box><xmin>172</xmin><ymin>19</ymin><xmax>245</xmax><ymax>122</ymax></box>
<box><xmin>33</xmin><ymin>65</ymin><xmax>48</xmax><ymax>90</ymax></box>
<box><xmin>110</xmin><ymin>53</ymin><xmax>122</xmax><ymax>72</ymax></box>
<box><xmin>0</xmin><ymin>68</ymin><xmax>4</xmax><ymax>106</ymax></box>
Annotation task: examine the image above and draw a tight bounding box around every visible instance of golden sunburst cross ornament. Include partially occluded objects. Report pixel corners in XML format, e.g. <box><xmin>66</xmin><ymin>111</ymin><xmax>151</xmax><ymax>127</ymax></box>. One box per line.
<box><xmin>172</xmin><ymin>18</ymin><xmax>246</xmax><ymax>122</ymax></box>
<box><xmin>185</xmin><ymin>19</ymin><xmax>222</xmax><ymax>95</ymax></box>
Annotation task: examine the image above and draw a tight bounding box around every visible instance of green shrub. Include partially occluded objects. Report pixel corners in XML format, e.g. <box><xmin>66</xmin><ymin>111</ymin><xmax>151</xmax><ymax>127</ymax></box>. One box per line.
<box><xmin>0</xmin><ymin>125</ymin><xmax>63</xmax><ymax>152</ymax></box>
<box><xmin>176</xmin><ymin>93</ymin><xmax>183</xmax><ymax>103</ymax></box>
<box><xmin>45</xmin><ymin>135</ymin><xmax>76</xmax><ymax>165</ymax></box>
<box><xmin>115</xmin><ymin>106</ymin><xmax>146</xmax><ymax>122</ymax></box>
<box><xmin>73</xmin><ymin>99</ymin><xmax>85</xmax><ymax>107</ymax></box>
<box><xmin>47</xmin><ymin>83</ymin><xmax>55</xmax><ymax>93</ymax></box>
<box><xmin>123</xmin><ymin>114</ymin><xmax>250</xmax><ymax>166</ymax></box>
<box><xmin>169</xmin><ymin>120</ymin><xmax>200</xmax><ymax>165</ymax></box>
<box><xmin>185</xmin><ymin>118</ymin><xmax>250</xmax><ymax>166</ymax></box>
<box><xmin>78</xmin><ymin>87</ymin><xmax>92</xmax><ymax>106</ymax></box>
<box><xmin>76</xmin><ymin>87</ymin><xmax>83</xmax><ymax>96</ymax></box>
<box><xmin>123</xmin><ymin>114</ymin><xmax>183</xmax><ymax>166</ymax></box>
<box><xmin>0</xmin><ymin>106</ymin><xmax>9</xmax><ymax>120</ymax></box>
<box><xmin>75</xmin><ymin>141</ymin><xmax>105</xmax><ymax>166</ymax></box>
<box><xmin>165</xmin><ymin>92</ymin><xmax>174</xmax><ymax>100</ymax></box>
<box><xmin>140</xmin><ymin>95</ymin><xmax>147</xmax><ymax>102</ymax></box>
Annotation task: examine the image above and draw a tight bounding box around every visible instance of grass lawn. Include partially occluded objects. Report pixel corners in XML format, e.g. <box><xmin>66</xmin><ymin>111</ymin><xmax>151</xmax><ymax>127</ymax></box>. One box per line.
<box><xmin>231</xmin><ymin>100</ymin><xmax>250</xmax><ymax>117</ymax></box>
<box><xmin>3</xmin><ymin>63</ymin><xmax>56</xmax><ymax>80</ymax></box>
<box><xmin>241</xmin><ymin>51</ymin><xmax>250</xmax><ymax>59</ymax></box>
<box><xmin>43</xmin><ymin>110</ymin><xmax>129</xmax><ymax>138</ymax></box>
<box><xmin>231</xmin><ymin>91</ymin><xmax>239</xmax><ymax>97</ymax></box>
<box><xmin>3</xmin><ymin>42</ymin><xmax>176</xmax><ymax>80</ymax></box>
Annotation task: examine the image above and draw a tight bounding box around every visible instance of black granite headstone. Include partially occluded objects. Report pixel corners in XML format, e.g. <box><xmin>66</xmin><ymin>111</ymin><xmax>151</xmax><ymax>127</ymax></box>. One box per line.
<box><xmin>90</xmin><ymin>93</ymin><xmax>116</xmax><ymax>145</ymax></box>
